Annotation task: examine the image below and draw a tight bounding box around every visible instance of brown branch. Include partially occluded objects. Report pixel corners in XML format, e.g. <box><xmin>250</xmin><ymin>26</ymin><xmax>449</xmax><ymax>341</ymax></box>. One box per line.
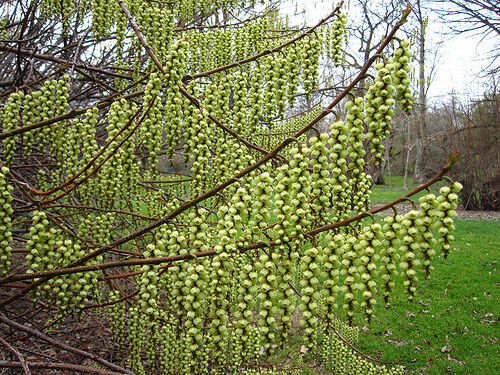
<box><xmin>99</xmin><ymin>266</ymin><xmax>146</xmax><ymax>280</ymax></box>
<box><xmin>139</xmin><ymin>178</ymin><xmax>194</xmax><ymax>184</ymax></box>
<box><xmin>0</xmin><ymin>3</ymin><xmax>410</xmax><ymax>307</ymax></box>
<box><xmin>100</xmin><ymin>270</ymin><xmax>145</xmax><ymax>280</ymax></box>
<box><xmin>84</xmin><ymin>289</ymin><xmax>138</xmax><ymax>309</ymax></box>
<box><xmin>0</xmin><ymin>64</ymin><xmax>69</xmax><ymax>100</ymax></box>
<box><xmin>45</xmin><ymin>211</ymin><xmax>90</xmax><ymax>244</ymax></box>
<box><xmin>0</xmin><ymin>336</ymin><xmax>31</xmax><ymax>374</ymax></box>
<box><xmin>0</xmin><ymin>315</ymin><xmax>134</xmax><ymax>375</ymax></box>
<box><xmin>0</xmin><ymin>45</ymin><xmax>132</xmax><ymax>79</ymax></box>
<box><xmin>0</xmin><ymin>360</ymin><xmax>128</xmax><ymax>375</ymax></box>
<box><xmin>37</xmin><ymin>204</ymin><xmax>156</xmax><ymax>220</ymax></box>
<box><xmin>0</xmin><ymin>152</ymin><xmax>458</xmax><ymax>285</ymax></box>
<box><xmin>74</xmin><ymin>66</ymin><xmax>120</xmax><ymax>96</ymax></box>
<box><xmin>97</xmin><ymin>71</ymin><xmax>152</xmax><ymax>105</ymax></box>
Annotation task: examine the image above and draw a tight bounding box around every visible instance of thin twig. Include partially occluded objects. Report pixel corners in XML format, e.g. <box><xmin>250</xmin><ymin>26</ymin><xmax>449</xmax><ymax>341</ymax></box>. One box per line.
<box><xmin>0</xmin><ymin>336</ymin><xmax>31</xmax><ymax>374</ymax></box>
<box><xmin>84</xmin><ymin>289</ymin><xmax>138</xmax><ymax>309</ymax></box>
<box><xmin>0</xmin><ymin>3</ymin><xmax>412</xmax><ymax>307</ymax></box>
<box><xmin>0</xmin><ymin>45</ymin><xmax>132</xmax><ymax>79</ymax></box>
<box><xmin>0</xmin><ymin>153</ymin><xmax>457</xmax><ymax>285</ymax></box>
<box><xmin>0</xmin><ymin>360</ymin><xmax>128</xmax><ymax>375</ymax></box>
<box><xmin>0</xmin><ymin>315</ymin><xmax>134</xmax><ymax>375</ymax></box>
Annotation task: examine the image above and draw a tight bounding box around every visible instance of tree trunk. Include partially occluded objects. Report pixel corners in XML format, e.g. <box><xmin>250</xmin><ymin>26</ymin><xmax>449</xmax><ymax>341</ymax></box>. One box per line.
<box><xmin>403</xmin><ymin>118</ymin><xmax>411</xmax><ymax>190</ymax></box>
<box><xmin>413</xmin><ymin>0</ymin><xmax>428</xmax><ymax>183</ymax></box>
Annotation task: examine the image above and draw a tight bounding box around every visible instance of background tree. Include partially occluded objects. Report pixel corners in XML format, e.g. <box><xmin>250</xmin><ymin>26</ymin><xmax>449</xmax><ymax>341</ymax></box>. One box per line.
<box><xmin>412</xmin><ymin>0</ymin><xmax>430</xmax><ymax>184</ymax></box>
<box><xmin>422</xmin><ymin>85</ymin><xmax>499</xmax><ymax>210</ymax></box>
<box><xmin>432</xmin><ymin>0</ymin><xmax>500</xmax><ymax>37</ymax></box>
<box><xmin>417</xmin><ymin>0</ymin><xmax>500</xmax><ymax>208</ymax></box>
<box><xmin>432</xmin><ymin>0</ymin><xmax>500</xmax><ymax>73</ymax></box>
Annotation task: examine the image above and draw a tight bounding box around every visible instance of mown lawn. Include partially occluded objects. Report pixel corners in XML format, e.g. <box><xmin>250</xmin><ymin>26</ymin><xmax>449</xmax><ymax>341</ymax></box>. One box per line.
<box><xmin>363</xmin><ymin>177</ymin><xmax>499</xmax><ymax>373</ymax></box>
<box><xmin>370</xmin><ymin>175</ymin><xmax>446</xmax><ymax>204</ymax></box>
<box><xmin>272</xmin><ymin>219</ymin><xmax>499</xmax><ymax>375</ymax></box>
<box><xmin>357</xmin><ymin>219</ymin><xmax>499</xmax><ymax>374</ymax></box>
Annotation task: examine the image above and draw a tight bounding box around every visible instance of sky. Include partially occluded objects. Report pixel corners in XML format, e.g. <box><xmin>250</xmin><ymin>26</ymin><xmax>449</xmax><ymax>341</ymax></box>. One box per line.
<box><xmin>280</xmin><ymin>0</ymin><xmax>498</xmax><ymax>104</ymax></box>
<box><xmin>426</xmin><ymin>23</ymin><xmax>497</xmax><ymax>103</ymax></box>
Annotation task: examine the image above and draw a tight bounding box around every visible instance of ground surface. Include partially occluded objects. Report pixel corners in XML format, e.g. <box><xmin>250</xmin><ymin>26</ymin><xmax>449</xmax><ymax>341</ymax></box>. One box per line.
<box><xmin>372</xmin><ymin>203</ymin><xmax>500</xmax><ymax>221</ymax></box>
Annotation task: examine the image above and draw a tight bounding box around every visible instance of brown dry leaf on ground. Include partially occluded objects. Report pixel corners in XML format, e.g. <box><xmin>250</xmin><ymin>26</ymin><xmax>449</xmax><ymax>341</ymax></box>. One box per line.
<box><xmin>441</xmin><ymin>345</ymin><xmax>452</xmax><ymax>353</ymax></box>
<box><xmin>388</xmin><ymin>339</ymin><xmax>408</xmax><ymax>347</ymax></box>
<box><xmin>447</xmin><ymin>354</ymin><xmax>466</xmax><ymax>365</ymax></box>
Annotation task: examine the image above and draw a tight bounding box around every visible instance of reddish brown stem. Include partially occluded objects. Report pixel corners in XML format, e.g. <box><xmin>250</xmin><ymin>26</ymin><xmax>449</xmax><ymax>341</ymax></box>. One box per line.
<box><xmin>24</xmin><ymin>204</ymin><xmax>156</xmax><ymax>220</ymax></box>
<box><xmin>140</xmin><ymin>178</ymin><xmax>194</xmax><ymax>184</ymax></box>
<box><xmin>0</xmin><ymin>315</ymin><xmax>134</xmax><ymax>375</ymax></box>
<box><xmin>0</xmin><ymin>154</ymin><xmax>457</xmax><ymax>286</ymax></box>
<box><xmin>0</xmin><ymin>336</ymin><xmax>31</xmax><ymax>374</ymax></box>
<box><xmin>0</xmin><ymin>5</ymin><xmax>411</xmax><ymax>307</ymax></box>
<box><xmin>84</xmin><ymin>289</ymin><xmax>138</xmax><ymax>309</ymax></box>
<box><xmin>0</xmin><ymin>361</ymin><xmax>127</xmax><ymax>375</ymax></box>
<box><xmin>0</xmin><ymin>45</ymin><xmax>131</xmax><ymax>79</ymax></box>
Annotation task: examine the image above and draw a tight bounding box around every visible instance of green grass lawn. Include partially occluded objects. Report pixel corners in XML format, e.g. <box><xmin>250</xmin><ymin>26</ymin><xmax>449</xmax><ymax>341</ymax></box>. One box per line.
<box><xmin>370</xmin><ymin>175</ymin><xmax>446</xmax><ymax>205</ymax></box>
<box><xmin>356</xmin><ymin>219</ymin><xmax>499</xmax><ymax>375</ymax></box>
<box><xmin>272</xmin><ymin>219</ymin><xmax>499</xmax><ymax>374</ymax></box>
<box><xmin>366</xmin><ymin>177</ymin><xmax>498</xmax><ymax>374</ymax></box>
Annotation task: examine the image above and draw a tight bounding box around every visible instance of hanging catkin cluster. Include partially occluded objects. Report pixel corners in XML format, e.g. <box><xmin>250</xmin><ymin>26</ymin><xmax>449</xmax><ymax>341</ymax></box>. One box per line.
<box><xmin>0</xmin><ymin>167</ymin><xmax>13</xmax><ymax>275</ymax></box>
<box><xmin>365</xmin><ymin>61</ymin><xmax>396</xmax><ymax>165</ymax></box>
<box><xmin>1</xmin><ymin>92</ymin><xmax>23</xmax><ymax>166</ymax></box>
<box><xmin>392</xmin><ymin>39</ymin><xmax>414</xmax><ymax>113</ymax></box>
<box><xmin>325</xmin><ymin>12</ymin><xmax>347</xmax><ymax>65</ymax></box>
<box><xmin>435</xmin><ymin>183</ymin><xmax>462</xmax><ymax>258</ymax></box>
